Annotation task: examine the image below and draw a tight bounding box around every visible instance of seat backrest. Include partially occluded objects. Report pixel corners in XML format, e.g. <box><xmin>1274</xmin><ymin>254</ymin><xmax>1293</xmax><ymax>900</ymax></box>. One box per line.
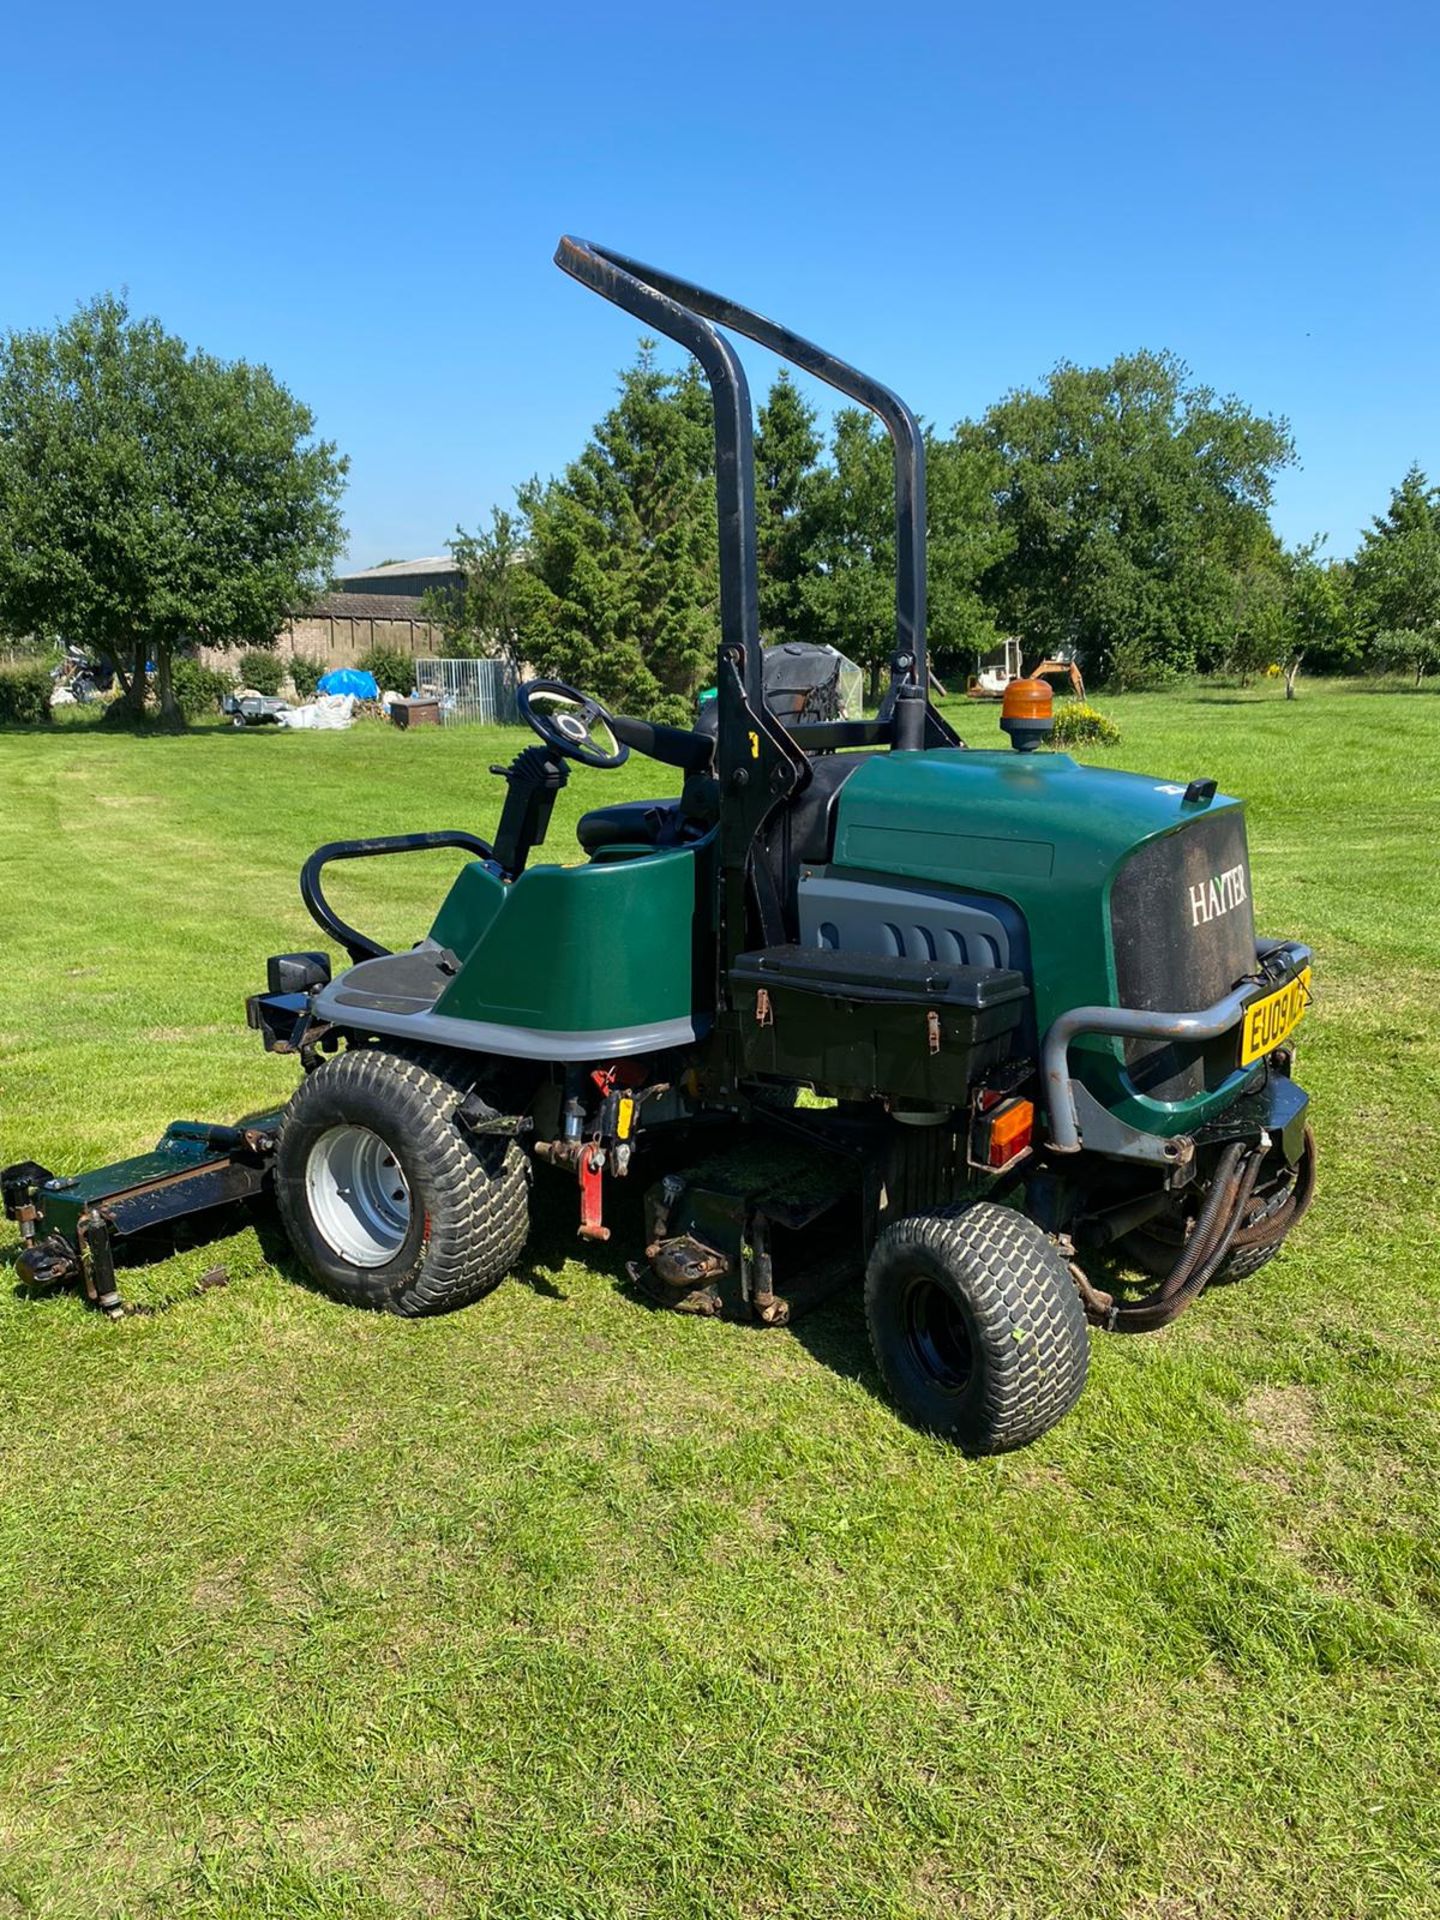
<box><xmin>754</xmin><ymin>752</ymin><xmax>878</xmax><ymax>938</ymax></box>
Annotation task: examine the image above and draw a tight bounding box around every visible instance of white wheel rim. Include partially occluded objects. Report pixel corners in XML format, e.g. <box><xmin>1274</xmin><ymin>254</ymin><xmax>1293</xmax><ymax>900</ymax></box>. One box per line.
<box><xmin>305</xmin><ymin>1124</ymin><xmax>412</xmax><ymax>1267</ymax></box>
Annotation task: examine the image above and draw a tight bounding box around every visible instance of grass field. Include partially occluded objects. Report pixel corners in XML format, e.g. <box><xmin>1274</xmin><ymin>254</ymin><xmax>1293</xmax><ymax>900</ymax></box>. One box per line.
<box><xmin>1</xmin><ymin>680</ymin><xmax>1438</xmax><ymax>1918</ymax></box>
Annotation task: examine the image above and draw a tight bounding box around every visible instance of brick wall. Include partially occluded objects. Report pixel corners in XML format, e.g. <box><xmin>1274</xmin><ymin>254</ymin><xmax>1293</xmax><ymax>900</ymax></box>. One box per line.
<box><xmin>198</xmin><ymin>612</ymin><xmax>444</xmax><ymax>682</ymax></box>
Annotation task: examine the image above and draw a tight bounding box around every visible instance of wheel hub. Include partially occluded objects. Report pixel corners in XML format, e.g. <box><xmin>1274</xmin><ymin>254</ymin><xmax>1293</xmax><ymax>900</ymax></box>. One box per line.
<box><xmin>305</xmin><ymin>1124</ymin><xmax>411</xmax><ymax>1267</ymax></box>
<box><xmin>902</xmin><ymin>1275</ymin><xmax>973</xmax><ymax>1392</ymax></box>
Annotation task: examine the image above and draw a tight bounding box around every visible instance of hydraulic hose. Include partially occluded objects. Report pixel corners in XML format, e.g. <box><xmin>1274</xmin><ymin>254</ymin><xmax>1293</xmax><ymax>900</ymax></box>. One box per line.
<box><xmin>1226</xmin><ymin>1125</ymin><xmax>1317</xmax><ymax>1257</ymax></box>
<box><xmin>1110</xmin><ymin>1141</ymin><xmax>1262</xmax><ymax>1333</ymax></box>
<box><xmin>1162</xmin><ymin>1143</ymin><xmax>1243</xmax><ymax>1292</ymax></box>
<box><xmin>1161</xmin><ymin>1145</ymin><xmax>1249</xmax><ymax>1299</ymax></box>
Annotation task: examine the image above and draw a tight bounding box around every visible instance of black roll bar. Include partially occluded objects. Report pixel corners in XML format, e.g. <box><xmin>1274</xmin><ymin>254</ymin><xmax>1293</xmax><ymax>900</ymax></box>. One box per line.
<box><xmin>554</xmin><ymin>237</ymin><xmax>928</xmax><ymax>701</ymax></box>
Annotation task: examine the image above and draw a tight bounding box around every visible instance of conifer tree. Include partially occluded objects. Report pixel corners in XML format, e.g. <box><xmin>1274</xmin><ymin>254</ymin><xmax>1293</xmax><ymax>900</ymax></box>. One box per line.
<box><xmin>519</xmin><ymin>343</ymin><xmax>717</xmax><ymax>722</ymax></box>
<box><xmin>1352</xmin><ymin>465</ymin><xmax>1440</xmax><ymax>663</ymax></box>
<box><xmin>754</xmin><ymin>371</ymin><xmax>822</xmax><ymax>646</ymax></box>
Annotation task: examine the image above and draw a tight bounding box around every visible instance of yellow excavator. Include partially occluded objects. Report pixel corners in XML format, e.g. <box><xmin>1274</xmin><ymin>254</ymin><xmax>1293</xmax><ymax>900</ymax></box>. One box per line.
<box><xmin>966</xmin><ymin>640</ymin><xmax>1085</xmax><ymax>702</ymax></box>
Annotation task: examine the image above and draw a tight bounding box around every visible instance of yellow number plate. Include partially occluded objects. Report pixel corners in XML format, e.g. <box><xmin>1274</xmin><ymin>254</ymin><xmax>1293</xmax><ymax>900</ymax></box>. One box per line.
<box><xmin>1239</xmin><ymin>967</ymin><xmax>1312</xmax><ymax>1066</ymax></box>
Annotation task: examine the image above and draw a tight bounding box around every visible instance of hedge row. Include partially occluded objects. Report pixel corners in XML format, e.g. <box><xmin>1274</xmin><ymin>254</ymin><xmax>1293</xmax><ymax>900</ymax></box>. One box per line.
<box><xmin>0</xmin><ymin>663</ymin><xmax>53</xmax><ymax>725</ymax></box>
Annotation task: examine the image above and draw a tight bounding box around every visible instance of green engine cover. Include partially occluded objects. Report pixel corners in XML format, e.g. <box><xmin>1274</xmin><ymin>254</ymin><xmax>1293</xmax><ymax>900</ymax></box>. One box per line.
<box><xmin>827</xmin><ymin>749</ymin><xmax>1255</xmax><ymax>1133</ymax></box>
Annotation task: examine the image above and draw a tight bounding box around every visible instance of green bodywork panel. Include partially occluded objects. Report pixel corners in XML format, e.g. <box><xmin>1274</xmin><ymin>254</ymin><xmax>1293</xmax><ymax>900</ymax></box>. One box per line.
<box><xmin>429</xmin><ymin>846</ymin><xmax>703</xmax><ymax>1033</ymax></box>
<box><xmin>829</xmin><ymin>749</ymin><xmax>1253</xmax><ymax>1135</ymax></box>
<box><xmin>429</xmin><ymin>859</ymin><xmax>506</xmax><ymax>963</ymax></box>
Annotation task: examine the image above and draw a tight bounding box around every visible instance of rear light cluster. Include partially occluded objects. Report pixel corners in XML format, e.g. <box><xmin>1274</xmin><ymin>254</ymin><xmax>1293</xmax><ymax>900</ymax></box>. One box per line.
<box><xmin>971</xmin><ymin>1091</ymin><xmax>1034</xmax><ymax>1170</ymax></box>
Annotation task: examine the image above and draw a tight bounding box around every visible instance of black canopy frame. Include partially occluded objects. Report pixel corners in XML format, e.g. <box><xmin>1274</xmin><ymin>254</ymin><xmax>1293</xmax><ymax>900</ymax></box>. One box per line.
<box><xmin>554</xmin><ymin>236</ymin><xmax>959</xmax><ymax>982</ymax></box>
<box><xmin>554</xmin><ymin>237</ymin><xmax>954</xmax><ymax>748</ymax></box>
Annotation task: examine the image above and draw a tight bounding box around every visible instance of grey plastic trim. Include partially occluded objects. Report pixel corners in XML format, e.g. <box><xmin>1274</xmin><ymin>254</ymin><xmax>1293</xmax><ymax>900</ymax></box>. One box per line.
<box><xmin>1066</xmin><ymin>1083</ymin><xmax>1188</xmax><ymax>1169</ymax></box>
<box><xmin>796</xmin><ymin>870</ymin><xmax>1013</xmax><ymax>970</ymax></box>
<box><xmin>1042</xmin><ymin>939</ymin><xmax>1311</xmax><ymax>1156</ymax></box>
<box><xmin>311</xmin><ymin>982</ymin><xmax>703</xmax><ymax>1063</ymax></box>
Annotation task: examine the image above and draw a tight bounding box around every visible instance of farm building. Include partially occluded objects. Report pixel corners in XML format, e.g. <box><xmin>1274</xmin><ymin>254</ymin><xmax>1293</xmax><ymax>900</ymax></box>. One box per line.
<box><xmin>332</xmin><ymin>556</ymin><xmax>466</xmax><ymax>601</ymax></box>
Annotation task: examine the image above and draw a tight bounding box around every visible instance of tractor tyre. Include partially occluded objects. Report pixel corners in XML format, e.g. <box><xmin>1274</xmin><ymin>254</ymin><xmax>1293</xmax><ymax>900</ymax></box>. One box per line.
<box><xmin>275</xmin><ymin>1047</ymin><xmax>529</xmax><ymax>1316</ymax></box>
<box><xmin>864</xmin><ymin>1202</ymin><xmax>1089</xmax><ymax>1455</ymax></box>
<box><xmin>1217</xmin><ymin>1239</ymin><xmax>1281</xmax><ymax>1282</ymax></box>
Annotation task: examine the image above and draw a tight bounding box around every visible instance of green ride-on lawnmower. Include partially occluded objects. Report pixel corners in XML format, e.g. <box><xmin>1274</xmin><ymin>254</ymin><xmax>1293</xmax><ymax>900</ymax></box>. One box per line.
<box><xmin>4</xmin><ymin>238</ymin><xmax>1317</xmax><ymax>1455</ymax></box>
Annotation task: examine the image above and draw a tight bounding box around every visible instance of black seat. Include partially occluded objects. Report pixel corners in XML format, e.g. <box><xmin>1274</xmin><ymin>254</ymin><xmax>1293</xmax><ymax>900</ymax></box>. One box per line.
<box><xmin>576</xmin><ymin>799</ymin><xmax>683</xmax><ymax>854</ymax></box>
<box><xmin>784</xmin><ymin>750</ymin><xmax>877</xmax><ymax>864</ymax></box>
<box><xmin>576</xmin><ymin>750</ymin><xmax>872</xmax><ymax>877</ymax></box>
<box><xmin>577</xmin><ymin>761</ymin><xmax>724</xmax><ymax>857</ymax></box>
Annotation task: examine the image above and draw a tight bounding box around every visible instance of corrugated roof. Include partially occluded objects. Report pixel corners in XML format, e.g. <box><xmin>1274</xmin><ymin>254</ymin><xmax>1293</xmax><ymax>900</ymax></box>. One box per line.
<box><xmin>335</xmin><ymin>556</ymin><xmax>460</xmax><ymax>583</ymax></box>
<box><xmin>298</xmin><ymin>593</ymin><xmax>444</xmax><ymax>620</ymax></box>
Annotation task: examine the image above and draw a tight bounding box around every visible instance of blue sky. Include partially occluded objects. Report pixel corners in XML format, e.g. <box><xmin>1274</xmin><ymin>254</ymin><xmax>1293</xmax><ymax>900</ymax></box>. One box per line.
<box><xmin>5</xmin><ymin>0</ymin><xmax>1437</xmax><ymax>569</ymax></box>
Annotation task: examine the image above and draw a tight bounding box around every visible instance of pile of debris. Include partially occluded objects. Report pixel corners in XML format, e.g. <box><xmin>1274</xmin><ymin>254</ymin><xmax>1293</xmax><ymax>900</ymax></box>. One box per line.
<box><xmin>223</xmin><ymin>668</ymin><xmax>383</xmax><ymax>731</ymax></box>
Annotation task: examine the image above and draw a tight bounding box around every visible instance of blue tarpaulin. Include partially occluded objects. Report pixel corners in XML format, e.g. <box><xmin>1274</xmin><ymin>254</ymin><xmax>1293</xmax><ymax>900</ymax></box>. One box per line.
<box><xmin>317</xmin><ymin>668</ymin><xmax>380</xmax><ymax>699</ymax></box>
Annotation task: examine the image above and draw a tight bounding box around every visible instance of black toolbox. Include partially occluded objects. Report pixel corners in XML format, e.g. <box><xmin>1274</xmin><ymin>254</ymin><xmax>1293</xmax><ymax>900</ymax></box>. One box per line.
<box><xmin>728</xmin><ymin>945</ymin><xmax>1029</xmax><ymax>1105</ymax></box>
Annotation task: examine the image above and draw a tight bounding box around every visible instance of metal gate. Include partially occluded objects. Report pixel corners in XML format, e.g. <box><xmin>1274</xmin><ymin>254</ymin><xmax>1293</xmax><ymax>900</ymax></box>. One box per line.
<box><xmin>412</xmin><ymin>658</ymin><xmax>519</xmax><ymax>726</ymax></box>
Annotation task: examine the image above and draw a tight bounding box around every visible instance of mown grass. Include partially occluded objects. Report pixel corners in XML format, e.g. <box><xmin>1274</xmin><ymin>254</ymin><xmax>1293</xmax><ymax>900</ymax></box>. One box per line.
<box><xmin>0</xmin><ymin>680</ymin><xmax>1437</xmax><ymax>1918</ymax></box>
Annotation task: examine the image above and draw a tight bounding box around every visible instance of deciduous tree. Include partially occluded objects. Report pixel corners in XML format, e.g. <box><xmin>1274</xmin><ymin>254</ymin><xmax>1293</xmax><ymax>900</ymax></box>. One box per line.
<box><xmin>1223</xmin><ymin>543</ymin><xmax>1290</xmax><ymax>686</ymax></box>
<box><xmin>421</xmin><ymin>507</ymin><xmax>545</xmax><ymax>665</ymax></box>
<box><xmin>1372</xmin><ymin>625</ymin><xmax>1440</xmax><ymax>685</ymax></box>
<box><xmin>0</xmin><ymin>294</ymin><xmax>346</xmax><ymax>724</ymax></box>
<box><xmin>802</xmin><ymin>410</ymin><xmax>1008</xmax><ymax>698</ymax></box>
<box><xmin>960</xmin><ymin>351</ymin><xmax>1294</xmax><ymax>683</ymax></box>
<box><xmin>1280</xmin><ymin>541</ymin><xmax>1355</xmax><ymax>695</ymax></box>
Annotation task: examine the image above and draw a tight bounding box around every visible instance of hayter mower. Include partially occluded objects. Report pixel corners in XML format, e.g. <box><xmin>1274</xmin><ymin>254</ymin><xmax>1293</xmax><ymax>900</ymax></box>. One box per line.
<box><xmin>6</xmin><ymin>239</ymin><xmax>1316</xmax><ymax>1454</ymax></box>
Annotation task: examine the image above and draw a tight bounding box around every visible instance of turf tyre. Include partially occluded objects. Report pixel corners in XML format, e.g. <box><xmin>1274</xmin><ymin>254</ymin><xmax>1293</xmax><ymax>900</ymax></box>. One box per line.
<box><xmin>864</xmin><ymin>1202</ymin><xmax>1089</xmax><ymax>1454</ymax></box>
<box><xmin>276</xmin><ymin>1047</ymin><xmax>529</xmax><ymax>1315</ymax></box>
<box><xmin>1217</xmin><ymin>1240</ymin><xmax>1280</xmax><ymax>1281</ymax></box>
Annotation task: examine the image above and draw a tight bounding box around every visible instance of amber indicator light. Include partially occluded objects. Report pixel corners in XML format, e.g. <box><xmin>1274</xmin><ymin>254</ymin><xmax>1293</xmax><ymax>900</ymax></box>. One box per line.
<box><xmin>1000</xmin><ymin>677</ymin><xmax>1054</xmax><ymax>724</ymax></box>
<box><xmin>973</xmin><ymin>1095</ymin><xmax>1035</xmax><ymax>1169</ymax></box>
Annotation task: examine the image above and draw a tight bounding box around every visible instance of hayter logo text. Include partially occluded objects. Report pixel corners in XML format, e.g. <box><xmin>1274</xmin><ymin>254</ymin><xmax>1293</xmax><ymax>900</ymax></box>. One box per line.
<box><xmin>1189</xmin><ymin>865</ymin><xmax>1247</xmax><ymax>927</ymax></box>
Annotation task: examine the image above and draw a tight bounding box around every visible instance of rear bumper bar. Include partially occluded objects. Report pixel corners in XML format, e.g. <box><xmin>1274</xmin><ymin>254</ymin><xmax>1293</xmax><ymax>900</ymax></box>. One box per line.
<box><xmin>1042</xmin><ymin>939</ymin><xmax>1312</xmax><ymax>1157</ymax></box>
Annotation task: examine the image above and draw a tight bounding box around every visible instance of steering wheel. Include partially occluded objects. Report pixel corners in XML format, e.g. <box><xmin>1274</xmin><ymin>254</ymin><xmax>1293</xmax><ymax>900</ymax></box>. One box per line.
<box><xmin>517</xmin><ymin>679</ymin><xmax>629</xmax><ymax>769</ymax></box>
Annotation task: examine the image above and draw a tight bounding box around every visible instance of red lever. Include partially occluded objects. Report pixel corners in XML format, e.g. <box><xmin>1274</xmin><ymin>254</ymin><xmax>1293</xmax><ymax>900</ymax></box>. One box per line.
<box><xmin>577</xmin><ymin>1147</ymin><xmax>609</xmax><ymax>1241</ymax></box>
